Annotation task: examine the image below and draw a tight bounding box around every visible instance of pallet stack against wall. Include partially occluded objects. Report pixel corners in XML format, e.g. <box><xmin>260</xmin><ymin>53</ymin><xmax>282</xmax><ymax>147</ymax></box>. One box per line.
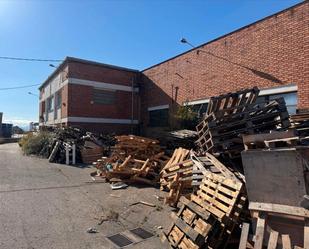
<box><xmin>196</xmin><ymin>87</ymin><xmax>290</xmax><ymax>157</ymax></box>
<box><xmin>160</xmin><ymin>87</ymin><xmax>308</xmax><ymax>249</ymax></box>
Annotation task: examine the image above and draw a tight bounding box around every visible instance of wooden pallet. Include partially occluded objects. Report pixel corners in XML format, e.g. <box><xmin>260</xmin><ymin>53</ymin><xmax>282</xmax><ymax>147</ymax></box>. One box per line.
<box><xmin>238</xmin><ymin>208</ymin><xmax>309</xmax><ymax>249</ymax></box>
<box><xmin>206</xmin><ymin>87</ymin><xmax>259</xmax><ymax>117</ymax></box>
<box><xmin>196</xmin><ymin>96</ymin><xmax>290</xmax><ymax>155</ymax></box>
<box><xmin>191</xmin><ymin>173</ymin><xmax>243</xmax><ymax>222</ymax></box>
<box><xmin>162</xmin><ymin>169</ymin><xmax>247</xmax><ymax>249</ymax></box>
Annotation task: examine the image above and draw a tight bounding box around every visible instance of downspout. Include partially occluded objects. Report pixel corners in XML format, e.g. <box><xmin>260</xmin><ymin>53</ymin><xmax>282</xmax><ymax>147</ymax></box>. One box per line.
<box><xmin>131</xmin><ymin>77</ymin><xmax>134</xmax><ymax>134</ymax></box>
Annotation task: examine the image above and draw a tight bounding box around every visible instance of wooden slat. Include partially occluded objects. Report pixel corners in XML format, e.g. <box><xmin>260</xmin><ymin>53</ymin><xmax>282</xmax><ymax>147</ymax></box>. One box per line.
<box><xmin>178</xmin><ymin>196</ymin><xmax>211</xmax><ymax>221</ymax></box>
<box><xmin>170</xmin><ymin>212</ymin><xmax>204</xmax><ymax>245</ymax></box>
<box><xmin>267</xmin><ymin>229</ymin><xmax>279</xmax><ymax>249</ymax></box>
<box><xmin>282</xmin><ymin>234</ymin><xmax>292</xmax><ymax>249</ymax></box>
<box><xmin>254</xmin><ymin>212</ymin><xmax>266</xmax><ymax>249</ymax></box>
<box><xmin>205</xmin><ymin>153</ymin><xmax>239</xmax><ymax>181</ymax></box>
<box><xmin>191</xmin><ymin>194</ymin><xmax>225</xmax><ymax>218</ymax></box>
<box><xmin>249</xmin><ymin>202</ymin><xmax>309</xmax><ymax>218</ymax></box>
<box><xmin>304</xmin><ymin>218</ymin><xmax>309</xmax><ymax>249</ymax></box>
<box><xmin>238</xmin><ymin>222</ymin><xmax>250</xmax><ymax>249</ymax></box>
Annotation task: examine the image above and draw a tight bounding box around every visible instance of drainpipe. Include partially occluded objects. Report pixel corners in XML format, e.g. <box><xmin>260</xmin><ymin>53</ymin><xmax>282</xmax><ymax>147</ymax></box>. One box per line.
<box><xmin>131</xmin><ymin>77</ymin><xmax>134</xmax><ymax>134</ymax></box>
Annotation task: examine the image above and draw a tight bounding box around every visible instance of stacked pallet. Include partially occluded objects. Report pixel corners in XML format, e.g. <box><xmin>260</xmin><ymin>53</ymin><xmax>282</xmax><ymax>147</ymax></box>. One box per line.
<box><xmin>112</xmin><ymin>135</ymin><xmax>162</xmax><ymax>160</ymax></box>
<box><xmin>161</xmin><ymin>172</ymin><xmax>247</xmax><ymax>249</ymax></box>
<box><xmin>290</xmin><ymin>111</ymin><xmax>309</xmax><ymax>136</ymax></box>
<box><xmin>196</xmin><ymin>87</ymin><xmax>290</xmax><ymax>157</ymax></box>
<box><xmin>93</xmin><ymin>135</ymin><xmax>169</xmax><ymax>185</ymax></box>
<box><xmin>160</xmin><ymin>148</ymin><xmax>193</xmax><ymax>206</ymax></box>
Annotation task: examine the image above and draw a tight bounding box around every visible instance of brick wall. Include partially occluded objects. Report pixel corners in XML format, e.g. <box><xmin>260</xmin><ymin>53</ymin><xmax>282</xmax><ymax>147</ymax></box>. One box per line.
<box><xmin>141</xmin><ymin>2</ymin><xmax>309</xmax><ymax>126</ymax></box>
<box><xmin>67</xmin><ymin>84</ymin><xmax>139</xmax><ymax>120</ymax></box>
<box><xmin>68</xmin><ymin>61</ymin><xmax>138</xmax><ymax>87</ymax></box>
<box><xmin>67</xmin><ymin>122</ymin><xmax>138</xmax><ymax>135</ymax></box>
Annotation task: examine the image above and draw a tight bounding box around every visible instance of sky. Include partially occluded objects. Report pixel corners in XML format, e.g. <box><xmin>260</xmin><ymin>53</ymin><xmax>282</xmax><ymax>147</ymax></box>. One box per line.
<box><xmin>0</xmin><ymin>0</ymin><xmax>302</xmax><ymax>128</ymax></box>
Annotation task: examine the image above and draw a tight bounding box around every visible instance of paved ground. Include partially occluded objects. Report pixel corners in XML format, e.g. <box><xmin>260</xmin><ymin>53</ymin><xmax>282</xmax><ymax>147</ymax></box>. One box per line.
<box><xmin>0</xmin><ymin>143</ymin><xmax>172</xmax><ymax>249</ymax></box>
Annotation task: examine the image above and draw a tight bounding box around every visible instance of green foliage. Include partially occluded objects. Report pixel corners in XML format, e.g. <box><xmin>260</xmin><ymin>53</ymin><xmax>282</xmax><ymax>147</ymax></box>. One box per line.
<box><xmin>174</xmin><ymin>105</ymin><xmax>198</xmax><ymax>129</ymax></box>
<box><xmin>19</xmin><ymin>132</ymin><xmax>52</xmax><ymax>157</ymax></box>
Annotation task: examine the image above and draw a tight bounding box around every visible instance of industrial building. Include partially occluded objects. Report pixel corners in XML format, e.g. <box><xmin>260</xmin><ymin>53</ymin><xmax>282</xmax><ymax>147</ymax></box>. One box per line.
<box><xmin>39</xmin><ymin>1</ymin><xmax>308</xmax><ymax>134</ymax></box>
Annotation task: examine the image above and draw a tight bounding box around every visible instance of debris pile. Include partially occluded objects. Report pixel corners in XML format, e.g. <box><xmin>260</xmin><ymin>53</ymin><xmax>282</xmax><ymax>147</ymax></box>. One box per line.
<box><xmin>20</xmin><ymin>127</ymin><xmax>116</xmax><ymax>164</ymax></box>
<box><xmin>93</xmin><ymin>135</ymin><xmax>169</xmax><ymax>186</ymax></box>
<box><xmin>160</xmin><ymin>87</ymin><xmax>309</xmax><ymax>249</ymax></box>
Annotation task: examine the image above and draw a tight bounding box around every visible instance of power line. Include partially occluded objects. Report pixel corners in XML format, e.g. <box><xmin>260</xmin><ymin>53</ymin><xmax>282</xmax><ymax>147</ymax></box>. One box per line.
<box><xmin>0</xmin><ymin>84</ymin><xmax>40</xmax><ymax>90</ymax></box>
<box><xmin>0</xmin><ymin>56</ymin><xmax>62</xmax><ymax>62</ymax></box>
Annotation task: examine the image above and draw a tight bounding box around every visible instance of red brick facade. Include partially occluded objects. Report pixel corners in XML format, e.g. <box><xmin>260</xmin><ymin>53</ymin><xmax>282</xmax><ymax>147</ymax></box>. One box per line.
<box><xmin>39</xmin><ymin>2</ymin><xmax>308</xmax><ymax>134</ymax></box>
<box><xmin>141</xmin><ymin>1</ymin><xmax>309</xmax><ymax>126</ymax></box>
<box><xmin>39</xmin><ymin>58</ymin><xmax>140</xmax><ymax>134</ymax></box>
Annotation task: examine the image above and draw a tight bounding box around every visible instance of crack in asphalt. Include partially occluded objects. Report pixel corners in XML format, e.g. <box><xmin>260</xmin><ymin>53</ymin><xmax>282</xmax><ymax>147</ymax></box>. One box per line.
<box><xmin>0</xmin><ymin>182</ymin><xmax>106</xmax><ymax>194</ymax></box>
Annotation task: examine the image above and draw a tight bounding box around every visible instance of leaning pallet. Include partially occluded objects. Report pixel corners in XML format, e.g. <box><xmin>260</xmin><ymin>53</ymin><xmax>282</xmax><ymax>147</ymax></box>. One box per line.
<box><xmin>161</xmin><ymin>171</ymin><xmax>247</xmax><ymax>249</ymax></box>
<box><xmin>160</xmin><ymin>148</ymin><xmax>193</xmax><ymax>206</ymax></box>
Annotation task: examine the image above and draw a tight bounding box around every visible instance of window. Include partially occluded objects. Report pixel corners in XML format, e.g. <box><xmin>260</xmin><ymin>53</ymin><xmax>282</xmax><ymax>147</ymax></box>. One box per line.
<box><xmin>93</xmin><ymin>88</ymin><xmax>115</xmax><ymax>105</ymax></box>
<box><xmin>149</xmin><ymin>109</ymin><xmax>169</xmax><ymax>127</ymax></box>
<box><xmin>190</xmin><ymin>103</ymin><xmax>209</xmax><ymax>118</ymax></box>
<box><xmin>47</xmin><ymin>96</ymin><xmax>54</xmax><ymax>112</ymax></box>
<box><xmin>257</xmin><ymin>92</ymin><xmax>297</xmax><ymax>114</ymax></box>
<box><xmin>55</xmin><ymin>91</ymin><xmax>62</xmax><ymax>109</ymax></box>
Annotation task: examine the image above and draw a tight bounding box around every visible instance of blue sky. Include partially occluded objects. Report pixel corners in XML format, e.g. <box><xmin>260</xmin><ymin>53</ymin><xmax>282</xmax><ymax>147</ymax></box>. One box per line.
<box><xmin>0</xmin><ymin>0</ymin><xmax>302</xmax><ymax>128</ymax></box>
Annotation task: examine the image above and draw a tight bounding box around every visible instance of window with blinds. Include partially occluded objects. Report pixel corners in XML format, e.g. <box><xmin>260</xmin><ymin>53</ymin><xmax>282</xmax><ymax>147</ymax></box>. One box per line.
<box><xmin>93</xmin><ymin>88</ymin><xmax>116</xmax><ymax>105</ymax></box>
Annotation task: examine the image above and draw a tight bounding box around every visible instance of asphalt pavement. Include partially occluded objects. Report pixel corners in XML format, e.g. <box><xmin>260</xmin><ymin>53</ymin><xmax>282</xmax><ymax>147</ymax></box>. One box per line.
<box><xmin>0</xmin><ymin>143</ymin><xmax>170</xmax><ymax>249</ymax></box>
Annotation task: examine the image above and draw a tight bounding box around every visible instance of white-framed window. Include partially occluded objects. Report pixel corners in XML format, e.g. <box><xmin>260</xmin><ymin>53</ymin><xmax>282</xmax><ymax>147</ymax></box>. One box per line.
<box><xmin>257</xmin><ymin>92</ymin><xmax>297</xmax><ymax>114</ymax></box>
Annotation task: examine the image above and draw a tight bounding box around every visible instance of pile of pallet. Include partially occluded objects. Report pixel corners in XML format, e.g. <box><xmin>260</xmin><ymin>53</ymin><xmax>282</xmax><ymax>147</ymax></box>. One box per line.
<box><xmin>161</xmin><ymin>171</ymin><xmax>247</xmax><ymax>249</ymax></box>
<box><xmin>196</xmin><ymin>87</ymin><xmax>290</xmax><ymax>157</ymax></box>
<box><xmin>112</xmin><ymin>135</ymin><xmax>162</xmax><ymax>160</ymax></box>
<box><xmin>93</xmin><ymin>135</ymin><xmax>169</xmax><ymax>186</ymax></box>
<box><xmin>290</xmin><ymin>111</ymin><xmax>309</xmax><ymax>136</ymax></box>
<box><xmin>161</xmin><ymin>87</ymin><xmax>308</xmax><ymax>249</ymax></box>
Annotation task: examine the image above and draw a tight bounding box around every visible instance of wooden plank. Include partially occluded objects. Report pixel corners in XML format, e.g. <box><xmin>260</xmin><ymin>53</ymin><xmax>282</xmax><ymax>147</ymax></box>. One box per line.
<box><xmin>178</xmin><ymin>196</ymin><xmax>211</xmax><ymax>221</ymax></box>
<box><xmin>199</xmin><ymin>184</ymin><xmax>236</xmax><ymax>205</ymax></box>
<box><xmin>282</xmin><ymin>234</ymin><xmax>292</xmax><ymax>249</ymax></box>
<box><xmin>242</xmin><ymin>130</ymin><xmax>295</xmax><ymax>148</ymax></box>
<box><xmin>201</xmin><ymin>179</ymin><xmax>240</xmax><ymax>198</ymax></box>
<box><xmin>193</xmin><ymin>218</ymin><xmax>212</xmax><ymax>237</ymax></box>
<box><xmin>267</xmin><ymin>229</ymin><xmax>279</xmax><ymax>249</ymax></box>
<box><xmin>249</xmin><ymin>202</ymin><xmax>309</xmax><ymax>218</ymax></box>
<box><xmin>182</xmin><ymin>208</ymin><xmax>196</xmax><ymax>225</ymax></box>
<box><xmin>197</xmin><ymin>190</ymin><xmax>230</xmax><ymax>213</ymax></box>
<box><xmin>254</xmin><ymin>212</ymin><xmax>266</xmax><ymax>249</ymax></box>
<box><xmin>170</xmin><ymin>212</ymin><xmax>204</xmax><ymax>245</ymax></box>
<box><xmin>238</xmin><ymin>222</ymin><xmax>250</xmax><ymax>249</ymax></box>
<box><xmin>205</xmin><ymin>153</ymin><xmax>238</xmax><ymax>180</ymax></box>
<box><xmin>191</xmin><ymin>194</ymin><xmax>226</xmax><ymax>219</ymax></box>
<box><xmin>179</xmin><ymin>236</ymin><xmax>199</xmax><ymax>249</ymax></box>
<box><xmin>304</xmin><ymin>218</ymin><xmax>309</xmax><ymax>249</ymax></box>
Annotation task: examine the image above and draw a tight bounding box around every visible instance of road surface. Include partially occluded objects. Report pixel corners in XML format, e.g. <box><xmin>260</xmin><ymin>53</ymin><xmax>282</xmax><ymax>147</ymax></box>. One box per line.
<box><xmin>0</xmin><ymin>143</ymin><xmax>170</xmax><ymax>249</ymax></box>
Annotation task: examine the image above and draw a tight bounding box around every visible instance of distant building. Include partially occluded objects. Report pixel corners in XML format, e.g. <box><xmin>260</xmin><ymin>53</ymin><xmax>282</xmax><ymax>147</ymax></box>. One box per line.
<box><xmin>29</xmin><ymin>122</ymin><xmax>39</xmax><ymax>132</ymax></box>
<box><xmin>0</xmin><ymin>113</ymin><xmax>12</xmax><ymax>138</ymax></box>
<box><xmin>39</xmin><ymin>2</ymin><xmax>308</xmax><ymax>135</ymax></box>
